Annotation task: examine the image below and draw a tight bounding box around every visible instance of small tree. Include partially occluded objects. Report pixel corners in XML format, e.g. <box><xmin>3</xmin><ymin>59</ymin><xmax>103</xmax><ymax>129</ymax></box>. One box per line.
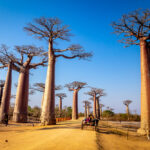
<box><xmin>123</xmin><ymin>100</ymin><xmax>132</xmax><ymax>120</ymax></box>
<box><xmin>112</xmin><ymin>9</ymin><xmax>150</xmax><ymax>134</ymax></box>
<box><xmin>65</xmin><ymin>81</ymin><xmax>87</xmax><ymax>120</ymax></box>
<box><xmin>24</xmin><ymin>17</ymin><xmax>92</xmax><ymax>125</ymax></box>
<box><xmin>86</xmin><ymin>88</ymin><xmax>105</xmax><ymax>118</ymax></box>
<box><xmin>83</xmin><ymin>100</ymin><xmax>89</xmax><ymax>118</ymax></box>
<box><xmin>56</xmin><ymin>93</ymin><xmax>67</xmax><ymax>117</ymax></box>
<box><xmin>100</xmin><ymin>104</ymin><xmax>104</xmax><ymax>119</ymax></box>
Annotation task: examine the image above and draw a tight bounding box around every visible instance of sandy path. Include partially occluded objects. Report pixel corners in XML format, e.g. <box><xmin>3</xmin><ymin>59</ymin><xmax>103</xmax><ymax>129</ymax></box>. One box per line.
<box><xmin>0</xmin><ymin>120</ymin><xmax>97</xmax><ymax>150</ymax></box>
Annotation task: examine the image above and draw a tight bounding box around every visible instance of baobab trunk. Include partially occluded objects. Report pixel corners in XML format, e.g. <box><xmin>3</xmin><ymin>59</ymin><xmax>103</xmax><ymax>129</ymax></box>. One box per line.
<box><xmin>100</xmin><ymin>107</ymin><xmax>102</xmax><ymax>120</ymax></box>
<box><xmin>0</xmin><ymin>86</ymin><xmax>4</xmax><ymax>106</ymax></box>
<box><xmin>72</xmin><ymin>90</ymin><xmax>78</xmax><ymax>120</ymax></box>
<box><xmin>87</xmin><ymin>105</ymin><xmax>90</xmax><ymax>117</ymax></box>
<box><xmin>13</xmin><ymin>69</ymin><xmax>29</xmax><ymax>123</ymax></box>
<box><xmin>59</xmin><ymin>98</ymin><xmax>62</xmax><ymax>117</ymax></box>
<box><xmin>0</xmin><ymin>64</ymin><xmax>12</xmax><ymax>122</ymax></box>
<box><xmin>84</xmin><ymin>103</ymin><xmax>87</xmax><ymax>118</ymax></box>
<box><xmin>93</xmin><ymin>94</ymin><xmax>96</xmax><ymax>118</ymax></box>
<box><xmin>96</xmin><ymin>98</ymin><xmax>100</xmax><ymax>119</ymax></box>
<box><xmin>126</xmin><ymin>106</ymin><xmax>129</xmax><ymax>120</ymax></box>
<box><xmin>138</xmin><ymin>39</ymin><xmax>150</xmax><ymax>135</ymax></box>
<box><xmin>41</xmin><ymin>47</ymin><xmax>56</xmax><ymax>125</ymax></box>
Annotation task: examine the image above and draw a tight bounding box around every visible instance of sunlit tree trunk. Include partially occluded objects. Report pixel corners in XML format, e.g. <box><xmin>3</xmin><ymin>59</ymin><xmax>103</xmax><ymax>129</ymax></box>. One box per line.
<box><xmin>72</xmin><ymin>90</ymin><xmax>78</xmax><ymax>120</ymax></box>
<box><xmin>126</xmin><ymin>105</ymin><xmax>130</xmax><ymax>120</ymax></box>
<box><xmin>93</xmin><ymin>94</ymin><xmax>96</xmax><ymax>118</ymax></box>
<box><xmin>59</xmin><ymin>98</ymin><xmax>62</xmax><ymax>117</ymax></box>
<box><xmin>87</xmin><ymin>105</ymin><xmax>90</xmax><ymax>117</ymax></box>
<box><xmin>138</xmin><ymin>39</ymin><xmax>150</xmax><ymax>134</ymax></box>
<box><xmin>100</xmin><ymin>107</ymin><xmax>102</xmax><ymax>119</ymax></box>
<box><xmin>13</xmin><ymin>68</ymin><xmax>29</xmax><ymax>123</ymax></box>
<box><xmin>96</xmin><ymin>98</ymin><xmax>100</xmax><ymax>119</ymax></box>
<box><xmin>0</xmin><ymin>63</ymin><xmax>12</xmax><ymax>122</ymax></box>
<box><xmin>84</xmin><ymin>103</ymin><xmax>87</xmax><ymax>118</ymax></box>
<box><xmin>41</xmin><ymin>41</ymin><xmax>56</xmax><ymax>125</ymax></box>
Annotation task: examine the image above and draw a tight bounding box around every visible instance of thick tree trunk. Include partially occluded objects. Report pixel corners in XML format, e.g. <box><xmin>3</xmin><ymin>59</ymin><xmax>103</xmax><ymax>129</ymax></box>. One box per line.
<box><xmin>84</xmin><ymin>103</ymin><xmax>87</xmax><ymax>118</ymax></box>
<box><xmin>0</xmin><ymin>64</ymin><xmax>12</xmax><ymax>122</ymax></box>
<box><xmin>0</xmin><ymin>86</ymin><xmax>4</xmax><ymax>106</ymax></box>
<box><xmin>13</xmin><ymin>69</ymin><xmax>29</xmax><ymax>123</ymax></box>
<box><xmin>59</xmin><ymin>98</ymin><xmax>62</xmax><ymax>117</ymax></box>
<box><xmin>72</xmin><ymin>90</ymin><xmax>78</xmax><ymax>120</ymax></box>
<box><xmin>138</xmin><ymin>39</ymin><xmax>150</xmax><ymax>135</ymax></box>
<box><xmin>96</xmin><ymin>98</ymin><xmax>100</xmax><ymax>119</ymax></box>
<box><xmin>87</xmin><ymin>105</ymin><xmax>90</xmax><ymax>117</ymax></box>
<box><xmin>126</xmin><ymin>106</ymin><xmax>130</xmax><ymax>120</ymax></box>
<box><xmin>40</xmin><ymin>51</ymin><xmax>56</xmax><ymax>125</ymax></box>
<box><xmin>93</xmin><ymin>94</ymin><xmax>96</xmax><ymax>118</ymax></box>
<box><xmin>100</xmin><ymin>107</ymin><xmax>102</xmax><ymax>120</ymax></box>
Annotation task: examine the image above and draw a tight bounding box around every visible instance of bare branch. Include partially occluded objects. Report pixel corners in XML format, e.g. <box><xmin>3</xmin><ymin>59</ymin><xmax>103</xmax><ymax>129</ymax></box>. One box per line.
<box><xmin>111</xmin><ymin>9</ymin><xmax>150</xmax><ymax>46</ymax></box>
<box><xmin>65</xmin><ymin>81</ymin><xmax>87</xmax><ymax>91</ymax></box>
<box><xmin>123</xmin><ymin>100</ymin><xmax>132</xmax><ymax>106</ymax></box>
<box><xmin>56</xmin><ymin>93</ymin><xmax>67</xmax><ymax>99</ymax></box>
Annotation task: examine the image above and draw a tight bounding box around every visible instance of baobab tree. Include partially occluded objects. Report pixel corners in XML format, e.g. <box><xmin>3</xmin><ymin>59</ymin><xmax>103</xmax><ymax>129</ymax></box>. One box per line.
<box><xmin>86</xmin><ymin>88</ymin><xmax>105</xmax><ymax>118</ymax></box>
<box><xmin>56</xmin><ymin>93</ymin><xmax>67</xmax><ymax>117</ymax></box>
<box><xmin>65</xmin><ymin>81</ymin><xmax>87</xmax><ymax>120</ymax></box>
<box><xmin>24</xmin><ymin>17</ymin><xmax>92</xmax><ymax>125</ymax></box>
<box><xmin>123</xmin><ymin>100</ymin><xmax>132</xmax><ymax>120</ymax></box>
<box><xmin>0</xmin><ymin>45</ymin><xmax>20</xmax><ymax>122</ymax></box>
<box><xmin>100</xmin><ymin>104</ymin><xmax>104</xmax><ymax>119</ymax></box>
<box><xmin>112</xmin><ymin>9</ymin><xmax>150</xmax><ymax>134</ymax></box>
<box><xmin>0</xmin><ymin>80</ymin><xmax>5</xmax><ymax>105</ymax></box>
<box><xmin>12</xmin><ymin>45</ymin><xmax>47</xmax><ymax>123</ymax></box>
<box><xmin>31</xmin><ymin>83</ymin><xmax>62</xmax><ymax>109</ymax></box>
<box><xmin>83</xmin><ymin>100</ymin><xmax>89</xmax><ymax>118</ymax></box>
<box><xmin>86</xmin><ymin>101</ymin><xmax>92</xmax><ymax>117</ymax></box>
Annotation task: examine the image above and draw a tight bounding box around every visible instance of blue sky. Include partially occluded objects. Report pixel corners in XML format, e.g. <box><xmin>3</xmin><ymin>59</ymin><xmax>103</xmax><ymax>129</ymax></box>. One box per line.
<box><xmin>0</xmin><ymin>0</ymin><xmax>150</xmax><ymax>114</ymax></box>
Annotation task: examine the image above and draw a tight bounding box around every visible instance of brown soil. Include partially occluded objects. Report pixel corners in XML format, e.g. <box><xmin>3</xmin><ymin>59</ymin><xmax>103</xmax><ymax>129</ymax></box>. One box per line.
<box><xmin>0</xmin><ymin>119</ymin><xmax>150</xmax><ymax>150</ymax></box>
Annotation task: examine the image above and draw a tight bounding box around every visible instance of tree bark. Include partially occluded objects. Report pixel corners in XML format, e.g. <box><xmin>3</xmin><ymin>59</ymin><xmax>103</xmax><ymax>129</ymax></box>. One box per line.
<box><xmin>72</xmin><ymin>90</ymin><xmax>78</xmax><ymax>120</ymax></box>
<box><xmin>96</xmin><ymin>98</ymin><xmax>100</xmax><ymax>119</ymax></box>
<box><xmin>59</xmin><ymin>98</ymin><xmax>62</xmax><ymax>117</ymax></box>
<box><xmin>93</xmin><ymin>94</ymin><xmax>96</xmax><ymax>118</ymax></box>
<box><xmin>0</xmin><ymin>63</ymin><xmax>12</xmax><ymax>122</ymax></box>
<box><xmin>84</xmin><ymin>103</ymin><xmax>87</xmax><ymax>118</ymax></box>
<box><xmin>138</xmin><ymin>39</ymin><xmax>150</xmax><ymax>135</ymax></box>
<box><xmin>87</xmin><ymin>105</ymin><xmax>89</xmax><ymax>117</ymax></box>
<box><xmin>40</xmin><ymin>41</ymin><xmax>56</xmax><ymax>125</ymax></box>
<box><xmin>100</xmin><ymin>107</ymin><xmax>102</xmax><ymax>120</ymax></box>
<box><xmin>126</xmin><ymin>106</ymin><xmax>130</xmax><ymax>120</ymax></box>
<box><xmin>13</xmin><ymin>68</ymin><xmax>29</xmax><ymax>123</ymax></box>
<box><xmin>0</xmin><ymin>86</ymin><xmax>4</xmax><ymax>106</ymax></box>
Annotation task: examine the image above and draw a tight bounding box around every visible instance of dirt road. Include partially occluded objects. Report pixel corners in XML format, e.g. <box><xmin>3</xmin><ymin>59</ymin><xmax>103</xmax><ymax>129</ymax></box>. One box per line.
<box><xmin>0</xmin><ymin>120</ymin><xmax>97</xmax><ymax>150</ymax></box>
<box><xmin>1</xmin><ymin>120</ymin><xmax>150</xmax><ymax>150</ymax></box>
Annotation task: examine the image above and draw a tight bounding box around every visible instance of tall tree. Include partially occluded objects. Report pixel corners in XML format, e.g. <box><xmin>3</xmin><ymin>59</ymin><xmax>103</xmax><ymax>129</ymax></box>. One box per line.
<box><xmin>86</xmin><ymin>88</ymin><xmax>105</xmax><ymax>118</ymax></box>
<box><xmin>12</xmin><ymin>45</ymin><xmax>47</xmax><ymax>123</ymax></box>
<box><xmin>123</xmin><ymin>100</ymin><xmax>132</xmax><ymax>120</ymax></box>
<box><xmin>100</xmin><ymin>104</ymin><xmax>104</xmax><ymax>119</ymax></box>
<box><xmin>56</xmin><ymin>93</ymin><xmax>67</xmax><ymax>117</ymax></box>
<box><xmin>31</xmin><ymin>83</ymin><xmax>62</xmax><ymax>110</ymax></box>
<box><xmin>112</xmin><ymin>9</ymin><xmax>150</xmax><ymax>134</ymax></box>
<box><xmin>83</xmin><ymin>100</ymin><xmax>89</xmax><ymax>118</ymax></box>
<box><xmin>0</xmin><ymin>80</ymin><xmax>5</xmax><ymax>106</ymax></box>
<box><xmin>0</xmin><ymin>45</ymin><xmax>20</xmax><ymax>122</ymax></box>
<box><xmin>86</xmin><ymin>101</ymin><xmax>92</xmax><ymax>117</ymax></box>
<box><xmin>65</xmin><ymin>81</ymin><xmax>87</xmax><ymax>120</ymax></box>
<box><xmin>24</xmin><ymin>17</ymin><xmax>92</xmax><ymax>125</ymax></box>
